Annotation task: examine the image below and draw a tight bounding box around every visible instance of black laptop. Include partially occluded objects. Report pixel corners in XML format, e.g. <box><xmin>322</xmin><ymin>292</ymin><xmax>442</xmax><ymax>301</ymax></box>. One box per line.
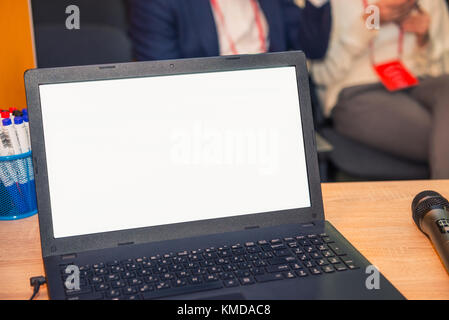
<box><xmin>24</xmin><ymin>51</ymin><xmax>404</xmax><ymax>300</ymax></box>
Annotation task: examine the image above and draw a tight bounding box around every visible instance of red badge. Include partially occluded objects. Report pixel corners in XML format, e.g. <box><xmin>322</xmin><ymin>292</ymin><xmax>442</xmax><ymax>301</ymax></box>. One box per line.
<box><xmin>373</xmin><ymin>60</ymin><xmax>419</xmax><ymax>91</ymax></box>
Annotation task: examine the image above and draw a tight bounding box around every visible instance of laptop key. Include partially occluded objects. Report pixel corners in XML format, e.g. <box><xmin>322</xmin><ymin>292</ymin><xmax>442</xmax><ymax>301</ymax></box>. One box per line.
<box><xmin>79</xmin><ymin>265</ymin><xmax>91</xmax><ymax>272</ymax></box>
<box><xmin>328</xmin><ymin>244</ymin><xmax>347</xmax><ymax>256</ymax></box>
<box><xmin>142</xmin><ymin>281</ymin><xmax>223</xmax><ymax>299</ymax></box>
<box><xmin>234</xmin><ymin>270</ymin><xmax>251</xmax><ymax>278</ymax></box>
<box><xmin>239</xmin><ymin>276</ymin><xmax>255</xmax><ymax>285</ymax></box>
<box><xmin>304</xmin><ymin>246</ymin><xmax>316</xmax><ymax>253</ymax></box>
<box><xmin>123</xmin><ymin>286</ymin><xmax>137</xmax><ymax>295</ymax></box>
<box><xmin>317</xmin><ymin>244</ymin><xmax>329</xmax><ymax>251</ymax></box>
<box><xmin>247</xmin><ymin>246</ymin><xmax>261</xmax><ymax>253</ymax></box>
<box><xmin>255</xmin><ymin>273</ymin><xmax>284</xmax><ymax>282</ymax></box>
<box><xmin>93</xmin><ymin>263</ymin><xmax>105</xmax><ymax>269</ymax></box>
<box><xmin>290</xmin><ymin>263</ymin><xmax>302</xmax><ymax>270</ymax></box>
<box><xmin>67</xmin><ymin>292</ymin><xmax>103</xmax><ymax>300</ymax></box>
<box><xmin>250</xmin><ymin>268</ymin><xmax>265</xmax><ymax>275</ymax></box>
<box><xmin>144</xmin><ymin>276</ymin><xmax>158</xmax><ymax>283</ymax></box>
<box><xmin>106</xmin><ymin>274</ymin><xmax>120</xmax><ymax>281</ymax></box>
<box><xmin>224</xmin><ymin>279</ymin><xmax>239</xmax><ymax>287</ymax></box>
<box><xmin>238</xmin><ymin>262</ymin><xmax>252</xmax><ymax>269</ymax></box>
<box><xmin>342</xmin><ymin>257</ymin><xmax>359</xmax><ymax>270</ymax></box>
<box><xmin>328</xmin><ymin>257</ymin><xmax>341</xmax><ymax>264</ymax></box>
<box><xmin>253</xmin><ymin>260</ymin><xmax>267</xmax><ymax>267</ymax></box>
<box><xmin>65</xmin><ymin>287</ymin><xmax>92</xmax><ymax>296</ymax></box>
<box><xmin>322</xmin><ymin>265</ymin><xmax>335</xmax><ymax>273</ymax></box>
<box><xmin>204</xmin><ymin>275</ymin><xmax>219</xmax><ymax>282</ymax></box>
<box><xmin>283</xmin><ymin>271</ymin><xmax>296</xmax><ymax>279</ymax></box>
<box><xmin>266</xmin><ymin>264</ymin><xmax>289</xmax><ymax>273</ymax></box>
<box><xmin>122</xmin><ymin>271</ymin><xmax>136</xmax><ymax>279</ymax></box>
<box><xmin>106</xmin><ymin>289</ymin><xmax>121</xmax><ymax>298</ymax></box>
<box><xmin>303</xmin><ymin>261</ymin><xmax>316</xmax><ymax>268</ymax></box>
<box><xmin>156</xmin><ymin>282</ymin><xmax>171</xmax><ymax>290</ymax></box>
<box><xmin>172</xmin><ymin>279</ymin><xmax>187</xmax><ymax>287</ymax></box>
<box><xmin>112</xmin><ymin>280</ymin><xmax>127</xmax><ymax>288</ymax></box>
<box><xmin>128</xmin><ymin>278</ymin><xmax>142</xmax><ymax>286</ymax></box>
<box><xmin>220</xmin><ymin>272</ymin><xmax>235</xmax><ymax>280</ymax></box>
<box><xmin>110</xmin><ymin>266</ymin><xmax>124</xmax><ymax>273</ymax></box>
<box><xmin>298</xmin><ymin>254</ymin><xmax>310</xmax><ymax>261</ymax></box>
<box><xmin>310</xmin><ymin>252</ymin><xmax>322</xmax><ymax>259</ymax></box>
<box><xmin>322</xmin><ymin>250</ymin><xmax>335</xmax><ymax>258</ymax></box>
<box><xmin>139</xmin><ymin>284</ymin><xmax>154</xmax><ymax>293</ymax></box>
<box><xmin>322</xmin><ymin>237</ymin><xmax>335</xmax><ymax>243</ymax></box>
<box><xmin>188</xmin><ymin>276</ymin><xmax>203</xmax><ymax>284</ymax></box>
<box><xmin>309</xmin><ymin>267</ymin><xmax>322</xmax><ymax>275</ymax></box>
<box><xmin>95</xmin><ymin>283</ymin><xmax>109</xmax><ymax>291</ymax></box>
<box><xmin>274</xmin><ymin>249</ymin><xmax>290</xmax><ymax>257</ymax></box>
<box><xmin>271</xmin><ymin>244</ymin><xmax>286</xmax><ymax>250</ymax></box>
<box><xmin>335</xmin><ymin>264</ymin><xmax>348</xmax><ymax>271</ymax></box>
<box><xmin>94</xmin><ymin>268</ymin><xmax>108</xmax><ymax>276</ymax></box>
<box><xmin>316</xmin><ymin>259</ymin><xmax>328</xmax><ymax>266</ymax></box>
<box><xmin>90</xmin><ymin>276</ymin><xmax>104</xmax><ymax>284</ymax></box>
<box><xmin>295</xmin><ymin>270</ymin><xmax>308</xmax><ymax>277</ymax></box>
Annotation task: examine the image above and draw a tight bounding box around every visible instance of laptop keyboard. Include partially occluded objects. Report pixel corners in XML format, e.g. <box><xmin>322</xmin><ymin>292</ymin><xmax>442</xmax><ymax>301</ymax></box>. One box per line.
<box><xmin>61</xmin><ymin>233</ymin><xmax>359</xmax><ymax>300</ymax></box>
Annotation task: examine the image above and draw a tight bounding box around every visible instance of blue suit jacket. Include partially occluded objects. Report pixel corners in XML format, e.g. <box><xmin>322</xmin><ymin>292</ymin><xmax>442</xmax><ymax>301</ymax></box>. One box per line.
<box><xmin>129</xmin><ymin>0</ymin><xmax>331</xmax><ymax>61</ymax></box>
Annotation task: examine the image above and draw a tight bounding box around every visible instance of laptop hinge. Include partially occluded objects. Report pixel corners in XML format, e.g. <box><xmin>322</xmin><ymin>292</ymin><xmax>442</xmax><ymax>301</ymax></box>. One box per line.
<box><xmin>244</xmin><ymin>225</ymin><xmax>260</xmax><ymax>230</ymax></box>
<box><xmin>118</xmin><ymin>241</ymin><xmax>135</xmax><ymax>247</ymax></box>
<box><xmin>61</xmin><ymin>253</ymin><xmax>77</xmax><ymax>260</ymax></box>
<box><xmin>300</xmin><ymin>223</ymin><xmax>315</xmax><ymax>228</ymax></box>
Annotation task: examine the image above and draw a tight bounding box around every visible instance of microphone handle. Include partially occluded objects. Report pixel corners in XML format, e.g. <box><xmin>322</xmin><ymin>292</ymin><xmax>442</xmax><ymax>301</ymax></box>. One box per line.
<box><xmin>421</xmin><ymin>208</ymin><xmax>449</xmax><ymax>273</ymax></box>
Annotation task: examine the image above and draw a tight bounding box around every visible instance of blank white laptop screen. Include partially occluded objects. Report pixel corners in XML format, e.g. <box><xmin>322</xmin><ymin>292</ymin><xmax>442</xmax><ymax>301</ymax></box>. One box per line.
<box><xmin>38</xmin><ymin>66</ymin><xmax>311</xmax><ymax>238</ymax></box>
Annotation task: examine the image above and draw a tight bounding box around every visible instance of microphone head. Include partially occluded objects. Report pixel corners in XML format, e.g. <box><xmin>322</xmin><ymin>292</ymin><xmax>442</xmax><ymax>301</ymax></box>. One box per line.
<box><xmin>412</xmin><ymin>190</ymin><xmax>442</xmax><ymax>213</ymax></box>
<box><xmin>412</xmin><ymin>191</ymin><xmax>449</xmax><ymax>232</ymax></box>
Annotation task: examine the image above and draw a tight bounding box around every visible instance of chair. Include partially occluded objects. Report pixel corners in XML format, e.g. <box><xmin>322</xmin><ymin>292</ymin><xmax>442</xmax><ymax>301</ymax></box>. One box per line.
<box><xmin>308</xmin><ymin>80</ymin><xmax>430</xmax><ymax>181</ymax></box>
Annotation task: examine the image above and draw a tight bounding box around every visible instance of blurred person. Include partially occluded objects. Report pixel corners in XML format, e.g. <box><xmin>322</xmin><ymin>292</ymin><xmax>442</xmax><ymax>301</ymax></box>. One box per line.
<box><xmin>311</xmin><ymin>0</ymin><xmax>449</xmax><ymax>178</ymax></box>
<box><xmin>129</xmin><ymin>0</ymin><xmax>331</xmax><ymax>61</ymax></box>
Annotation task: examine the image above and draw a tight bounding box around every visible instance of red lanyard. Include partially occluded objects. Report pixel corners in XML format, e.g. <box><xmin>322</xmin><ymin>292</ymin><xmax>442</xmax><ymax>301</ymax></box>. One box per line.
<box><xmin>362</xmin><ymin>0</ymin><xmax>404</xmax><ymax>64</ymax></box>
<box><xmin>210</xmin><ymin>0</ymin><xmax>267</xmax><ymax>55</ymax></box>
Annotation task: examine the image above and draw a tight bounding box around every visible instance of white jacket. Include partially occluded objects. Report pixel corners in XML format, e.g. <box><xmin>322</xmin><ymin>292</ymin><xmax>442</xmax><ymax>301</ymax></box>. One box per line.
<box><xmin>311</xmin><ymin>0</ymin><xmax>449</xmax><ymax>116</ymax></box>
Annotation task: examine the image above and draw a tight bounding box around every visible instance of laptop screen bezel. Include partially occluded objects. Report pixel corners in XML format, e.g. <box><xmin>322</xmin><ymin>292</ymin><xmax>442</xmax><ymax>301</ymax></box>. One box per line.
<box><xmin>25</xmin><ymin>51</ymin><xmax>325</xmax><ymax>257</ymax></box>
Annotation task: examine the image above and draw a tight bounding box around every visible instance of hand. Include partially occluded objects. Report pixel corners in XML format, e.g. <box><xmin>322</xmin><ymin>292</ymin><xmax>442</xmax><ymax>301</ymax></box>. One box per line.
<box><xmin>401</xmin><ymin>10</ymin><xmax>430</xmax><ymax>47</ymax></box>
<box><xmin>375</xmin><ymin>0</ymin><xmax>416</xmax><ymax>24</ymax></box>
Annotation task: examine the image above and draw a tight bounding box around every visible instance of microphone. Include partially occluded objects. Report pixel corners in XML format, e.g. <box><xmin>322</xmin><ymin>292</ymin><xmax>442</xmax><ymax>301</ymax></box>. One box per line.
<box><xmin>412</xmin><ymin>190</ymin><xmax>449</xmax><ymax>273</ymax></box>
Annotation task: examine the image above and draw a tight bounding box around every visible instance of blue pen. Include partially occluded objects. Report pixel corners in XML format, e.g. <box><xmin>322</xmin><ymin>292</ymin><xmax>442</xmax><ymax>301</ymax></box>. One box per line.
<box><xmin>22</xmin><ymin>115</ymin><xmax>31</xmax><ymax>152</ymax></box>
<box><xmin>14</xmin><ymin>116</ymin><xmax>33</xmax><ymax>211</ymax></box>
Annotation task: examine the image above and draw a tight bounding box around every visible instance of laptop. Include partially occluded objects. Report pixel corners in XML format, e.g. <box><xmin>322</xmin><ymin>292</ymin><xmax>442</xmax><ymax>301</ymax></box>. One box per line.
<box><xmin>24</xmin><ymin>51</ymin><xmax>404</xmax><ymax>300</ymax></box>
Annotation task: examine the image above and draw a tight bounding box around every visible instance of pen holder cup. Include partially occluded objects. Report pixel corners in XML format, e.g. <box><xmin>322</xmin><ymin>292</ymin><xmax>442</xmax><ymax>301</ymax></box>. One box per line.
<box><xmin>0</xmin><ymin>151</ymin><xmax>37</xmax><ymax>220</ymax></box>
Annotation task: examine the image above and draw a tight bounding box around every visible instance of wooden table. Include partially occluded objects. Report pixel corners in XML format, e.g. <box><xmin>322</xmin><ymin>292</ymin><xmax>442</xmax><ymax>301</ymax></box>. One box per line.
<box><xmin>1</xmin><ymin>180</ymin><xmax>448</xmax><ymax>300</ymax></box>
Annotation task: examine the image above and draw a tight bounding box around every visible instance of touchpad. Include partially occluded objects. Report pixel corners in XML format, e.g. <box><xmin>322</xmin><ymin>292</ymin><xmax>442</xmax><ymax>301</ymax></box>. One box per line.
<box><xmin>201</xmin><ymin>293</ymin><xmax>247</xmax><ymax>300</ymax></box>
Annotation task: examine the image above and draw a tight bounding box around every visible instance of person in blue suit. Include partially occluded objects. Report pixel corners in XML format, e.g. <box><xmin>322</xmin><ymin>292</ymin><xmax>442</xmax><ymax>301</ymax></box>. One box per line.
<box><xmin>129</xmin><ymin>0</ymin><xmax>331</xmax><ymax>61</ymax></box>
